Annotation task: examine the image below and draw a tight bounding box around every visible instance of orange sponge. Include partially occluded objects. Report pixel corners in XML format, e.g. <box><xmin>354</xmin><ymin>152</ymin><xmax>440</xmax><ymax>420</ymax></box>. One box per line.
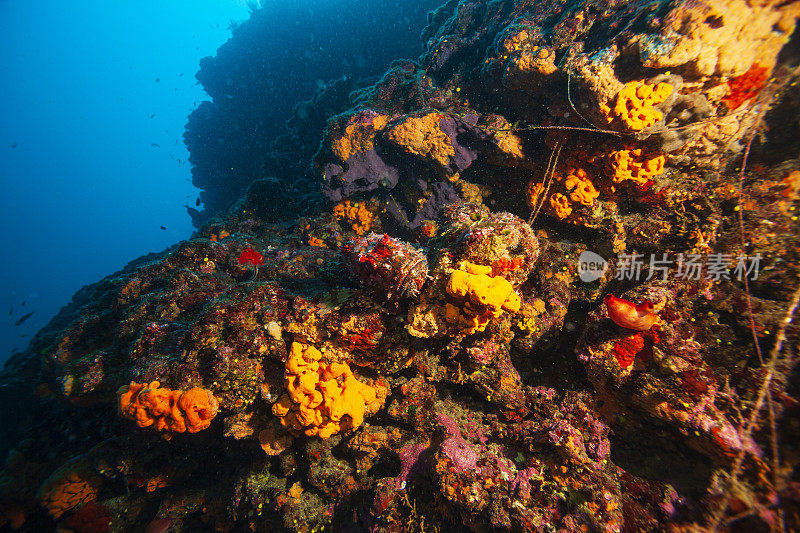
<box><xmin>333</xmin><ymin>200</ymin><xmax>375</xmax><ymax>235</ymax></box>
<box><xmin>36</xmin><ymin>458</ymin><xmax>101</xmax><ymax>519</ymax></box>
<box><xmin>602</xmin><ymin>81</ymin><xmax>673</xmax><ymax>131</ymax></box>
<box><xmin>118</xmin><ymin>381</ymin><xmax>219</xmax><ymax>438</ymax></box>
<box><xmin>273</xmin><ymin>342</ymin><xmax>387</xmax><ymax>439</ymax></box>
<box><xmin>609</xmin><ymin>149</ymin><xmax>665</xmax><ymax>185</ymax></box>
<box><xmin>330</xmin><ymin>113</ymin><xmax>389</xmax><ymax>161</ymax></box>
<box><xmin>564</xmin><ymin>167</ymin><xmax>599</xmax><ymax>206</ymax></box>
<box><xmin>548</xmin><ymin>192</ymin><xmax>573</xmax><ymax>220</ymax></box>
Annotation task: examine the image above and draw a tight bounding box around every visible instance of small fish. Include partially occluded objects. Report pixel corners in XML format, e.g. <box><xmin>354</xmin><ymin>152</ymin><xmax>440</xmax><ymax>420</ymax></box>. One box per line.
<box><xmin>21</xmin><ymin>300</ymin><xmax>25</xmax><ymax>307</ymax></box>
<box><xmin>10</xmin><ymin>142</ymin><xmax>18</xmax><ymax>149</ymax></box>
<box><xmin>15</xmin><ymin>311</ymin><xmax>33</xmax><ymax>326</ymax></box>
<box><xmin>155</xmin><ymin>77</ymin><xmax>160</xmax><ymax>82</ymax></box>
<box><xmin>8</xmin><ymin>307</ymin><xmax>12</xmax><ymax>315</ymax></box>
<box><xmin>160</xmin><ymin>226</ymin><xmax>167</xmax><ymax>230</ymax></box>
<box><xmin>150</xmin><ymin>114</ymin><xmax>155</xmax><ymax>118</ymax></box>
<box><xmin>196</xmin><ymin>198</ymin><xmax>201</xmax><ymax>206</ymax></box>
<box><xmin>151</xmin><ymin>143</ymin><xmax>160</xmax><ymax>148</ymax></box>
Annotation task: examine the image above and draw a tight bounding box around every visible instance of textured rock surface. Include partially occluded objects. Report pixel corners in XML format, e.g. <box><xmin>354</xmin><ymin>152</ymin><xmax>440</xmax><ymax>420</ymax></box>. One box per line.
<box><xmin>1</xmin><ymin>1</ymin><xmax>799</xmax><ymax>531</ymax></box>
<box><xmin>184</xmin><ymin>0</ymin><xmax>443</xmax><ymax>225</ymax></box>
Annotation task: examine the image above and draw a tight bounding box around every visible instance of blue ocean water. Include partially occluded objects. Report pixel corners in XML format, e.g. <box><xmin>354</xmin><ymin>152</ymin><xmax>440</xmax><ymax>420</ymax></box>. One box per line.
<box><xmin>0</xmin><ymin>1</ymin><xmax>251</xmax><ymax>361</ymax></box>
<box><xmin>0</xmin><ymin>0</ymin><xmax>437</xmax><ymax>364</ymax></box>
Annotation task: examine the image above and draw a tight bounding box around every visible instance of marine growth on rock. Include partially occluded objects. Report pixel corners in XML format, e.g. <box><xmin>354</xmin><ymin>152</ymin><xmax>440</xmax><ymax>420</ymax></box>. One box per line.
<box><xmin>2</xmin><ymin>0</ymin><xmax>800</xmax><ymax>531</ymax></box>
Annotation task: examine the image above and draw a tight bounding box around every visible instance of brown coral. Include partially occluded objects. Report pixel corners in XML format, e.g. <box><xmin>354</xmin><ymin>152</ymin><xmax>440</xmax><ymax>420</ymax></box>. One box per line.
<box><xmin>258</xmin><ymin>423</ymin><xmax>293</xmax><ymax>456</ymax></box>
<box><xmin>647</xmin><ymin>0</ymin><xmax>800</xmax><ymax>76</ymax></box>
<box><xmin>514</xmin><ymin>46</ymin><xmax>558</xmax><ymax>76</ymax></box>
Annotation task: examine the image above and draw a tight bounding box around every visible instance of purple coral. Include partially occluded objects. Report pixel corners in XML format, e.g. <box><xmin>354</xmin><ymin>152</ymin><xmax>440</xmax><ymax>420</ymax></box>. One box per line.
<box><xmin>396</xmin><ymin>442</ymin><xmax>429</xmax><ymax>488</ymax></box>
<box><xmin>437</xmin><ymin>413</ymin><xmax>480</xmax><ymax>471</ymax></box>
<box><xmin>321</xmin><ymin>149</ymin><xmax>400</xmax><ymax>202</ymax></box>
<box><xmin>437</xmin><ymin>114</ymin><xmax>490</xmax><ymax>174</ymax></box>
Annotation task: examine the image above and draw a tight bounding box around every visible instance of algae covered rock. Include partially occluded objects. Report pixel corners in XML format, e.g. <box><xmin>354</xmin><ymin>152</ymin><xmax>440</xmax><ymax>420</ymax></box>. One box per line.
<box><xmin>1</xmin><ymin>0</ymin><xmax>799</xmax><ymax>531</ymax></box>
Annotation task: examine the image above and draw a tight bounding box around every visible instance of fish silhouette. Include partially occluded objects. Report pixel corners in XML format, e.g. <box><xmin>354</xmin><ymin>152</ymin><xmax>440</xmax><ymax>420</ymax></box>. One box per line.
<box><xmin>15</xmin><ymin>312</ymin><xmax>33</xmax><ymax>326</ymax></box>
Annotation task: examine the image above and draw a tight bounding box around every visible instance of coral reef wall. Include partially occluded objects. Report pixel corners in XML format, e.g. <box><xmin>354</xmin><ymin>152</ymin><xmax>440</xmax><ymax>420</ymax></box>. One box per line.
<box><xmin>184</xmin><ymin>0</ymin><xmax>442</xmax><ymax>226</ymax></box>
<box><xmin>2</xmin><ymin>0</ymin><xmax>800</xmax><ymax>531</ymax></box>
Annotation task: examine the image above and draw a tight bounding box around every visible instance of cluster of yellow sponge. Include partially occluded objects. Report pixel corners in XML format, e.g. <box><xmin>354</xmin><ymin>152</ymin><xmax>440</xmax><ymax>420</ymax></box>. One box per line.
<box><xmin>330</xmin><ymin>113</ymin><xmax>389</xmax><ymax>161</ymax></box>
<box><xmin>564</xmin><ymin>167</ymin><xmax>599</xmax><ymax>206</ymax></box>
<box><xmin>609</xmin><ymin>149</ymin><xmax>665</xmax><ymax>185</ymax></box>
<box><xmin>333</xmin><ymin>200</ymin><xmax>375</xmax><ymax>235</ymax></box>
<box><xmin>602</xmin><ymin>81</ymin><xmax>673</xmax><ymax>131</ymax></box>
<box><xmin>272</xmin><ymin>342</ymin><xmax>387</xmax><ymax>439</ymax></box>
<box><xmin>548</xmin><ymin>192</ymin><xmax>573</xmax><ymax>220</ymax></box>
<box><xmin>445</xmin><ymin>262</ymin><xmax>521</xmax><ymax>334</ymax></box>
<box><xmin>387</xmin><ymin>113</ymin><xmax>455</xmax><ymax>169</ymax></box>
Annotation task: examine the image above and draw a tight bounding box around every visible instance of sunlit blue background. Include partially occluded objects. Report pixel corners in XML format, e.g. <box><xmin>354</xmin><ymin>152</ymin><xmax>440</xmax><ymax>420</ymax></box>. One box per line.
<box><xmin>0</xmin><ymin>0</ymin><xmax>252</xmax><ymax>360</ymax></box>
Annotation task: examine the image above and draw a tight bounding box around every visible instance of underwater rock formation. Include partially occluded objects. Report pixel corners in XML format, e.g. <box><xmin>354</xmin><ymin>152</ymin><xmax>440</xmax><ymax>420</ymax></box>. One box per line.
<box><xmin>1</xmin><ymin>0</ymin><xmax>800</xmax><ymax>531</ymax></box>
<box><xmin>184</xmin><ymin>0</ymin><xmax>443</xmax><ymax>225</ymax></box>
